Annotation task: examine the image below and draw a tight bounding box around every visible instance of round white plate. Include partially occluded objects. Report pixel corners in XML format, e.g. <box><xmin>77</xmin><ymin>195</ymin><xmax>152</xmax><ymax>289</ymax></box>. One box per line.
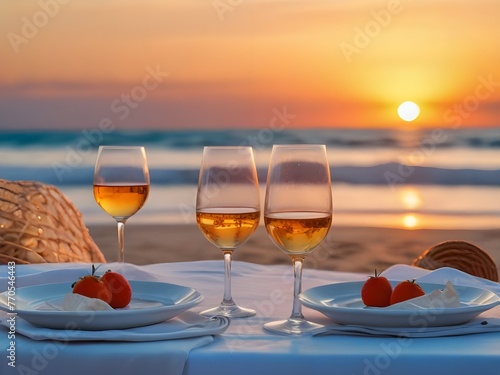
<box><xmin>299</xmin><ymin>281</ymin><xmax>500</xmax><ymax>328</ymax></box>
<box><xmin>0</xmin><ymin>281</ymin><xmax>203</xmax><ymax>330</ymax></box>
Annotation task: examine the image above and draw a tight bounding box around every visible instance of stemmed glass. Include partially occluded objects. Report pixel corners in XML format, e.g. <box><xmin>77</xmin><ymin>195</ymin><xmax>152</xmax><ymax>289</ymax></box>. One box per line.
<box><xmin>196</xmin><ymin>146</ymin><xmax>260</xmax><ymax>318</ymax></box>
<box><xmin>93</xmin><ymin>146</ymin><xmax>150</xmax><ymax>263</ymax></box>
<box><xmin>264</xmin><ymin>145</ymin><xmax>333</xmax><ymax>334</ymax></box>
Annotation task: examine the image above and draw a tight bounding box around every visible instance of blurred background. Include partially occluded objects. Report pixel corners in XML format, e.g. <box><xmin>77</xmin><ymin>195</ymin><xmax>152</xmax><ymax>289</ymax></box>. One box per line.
<box><xmin>1</xmin><ymin>0</ymin><xmax>500</xmax><ymax>231</ymax></box>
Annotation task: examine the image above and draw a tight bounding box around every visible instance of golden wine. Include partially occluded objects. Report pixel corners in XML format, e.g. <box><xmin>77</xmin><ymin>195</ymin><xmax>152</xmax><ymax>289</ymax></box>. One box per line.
<box><xmin>93</xmin><ymin>184</ymin><xmax>149</xmax><ymax>219</ymax></box>
<box><xmin>264</xmin><ymin>212</ymin><xmax>332</xmax><ymax>258</ymax></box>
<box><xmin>196</xmin><ymin>208</ymin><xmax>260</xmax><ymax>251</ymax></box>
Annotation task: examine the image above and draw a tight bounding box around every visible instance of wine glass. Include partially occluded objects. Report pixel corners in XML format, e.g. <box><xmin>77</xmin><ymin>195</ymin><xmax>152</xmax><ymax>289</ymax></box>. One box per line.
<box><xmin>264</xmin><ymin>144</ymin><xmax>333</xmax><ymax>334</ymax></box>
<box><xmin>196</xmin><ymin>146</ymin><xmax>260</xmax><ymax>318</ymax></box>
<box><xmin>93</xmin><ymin>146</ymin><xmax>150</xmax><ymax>263</ymax></box>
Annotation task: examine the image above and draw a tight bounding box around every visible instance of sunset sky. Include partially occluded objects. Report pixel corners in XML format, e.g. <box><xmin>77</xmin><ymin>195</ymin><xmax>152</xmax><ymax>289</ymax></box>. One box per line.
<box><xmin>1</xmin><ymin>0</ymin><xmax>499</xmax><ymax>130</ymax></box>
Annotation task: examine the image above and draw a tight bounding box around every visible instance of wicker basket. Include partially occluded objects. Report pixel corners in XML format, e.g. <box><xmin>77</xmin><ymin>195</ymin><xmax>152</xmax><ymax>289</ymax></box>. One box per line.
<box><xmin>0</xmin><ymin>179</ymin><xmax>106</xmax><ymax>264</ymax></box>
<box><xmin>412</xmin><ymin>240</ymin><xmax>498</xmax><ymax>282</ymax></box>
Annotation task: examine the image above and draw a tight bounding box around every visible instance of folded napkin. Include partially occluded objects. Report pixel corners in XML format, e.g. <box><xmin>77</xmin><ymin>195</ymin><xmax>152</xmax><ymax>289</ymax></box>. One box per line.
<box><xmin>382</xmin><ymin>264</ymin><xmax>500</xmax><ymax>295</ymax></box>
<box><xmin>313</xmin><ymin>316</ymin><xmax>500</xmax><ymax>338</ymax></box>
<box><xmin>0</xmin><ymin>310</ymin><xmax>229</xmax><ymax>342</ymax></box>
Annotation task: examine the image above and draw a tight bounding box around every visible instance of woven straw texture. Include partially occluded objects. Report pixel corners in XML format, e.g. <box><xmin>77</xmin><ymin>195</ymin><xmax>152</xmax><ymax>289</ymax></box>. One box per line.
<box><xmin>412</xmin><ymin>240</ymin><xmax>498</xmax><ymax>282</ymax></box>
<box><xmin>0</xmin><ymin>179</ymin><xmax>106</xmax><ymax>264</ymax></box>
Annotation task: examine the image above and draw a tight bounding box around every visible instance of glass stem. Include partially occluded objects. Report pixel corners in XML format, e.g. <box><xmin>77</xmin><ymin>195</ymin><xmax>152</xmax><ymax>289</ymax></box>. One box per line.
<box><xmin>290</xmin><ymin>258</ymin><xmax>305</xmax><ymax>320</ymax></box>
<box><xmin>222</xmin><ymin>250</ymin><xmax>235</xmax><ymax>305</ymax></box>
<box><xmin>117</xmin><ymin>221</ymin><xmax>126</xmax><ymax>263</ymax></box>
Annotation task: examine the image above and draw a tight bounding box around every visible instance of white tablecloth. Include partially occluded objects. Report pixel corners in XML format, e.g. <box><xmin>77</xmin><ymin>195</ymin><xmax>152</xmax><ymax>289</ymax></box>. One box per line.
<box><xmin>1</xmin><ymin>261</ymin><xmax>500</xmax><ymax>375</ymax></box>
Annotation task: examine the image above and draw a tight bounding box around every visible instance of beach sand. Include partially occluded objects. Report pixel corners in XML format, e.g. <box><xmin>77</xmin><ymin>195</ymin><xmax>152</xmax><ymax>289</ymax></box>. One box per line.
<box><xmin>89</xmin><ymin>224</ymin><xmax>500</xmax><ymax>275</ymax></box>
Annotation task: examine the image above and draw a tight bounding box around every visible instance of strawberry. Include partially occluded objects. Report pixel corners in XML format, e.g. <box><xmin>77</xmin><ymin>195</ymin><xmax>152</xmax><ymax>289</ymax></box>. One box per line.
<box><xmin>72</xmin><ymin>265</ymin><xmax>112</xmax><ymax>304</ymax></box>
<box><xmin>101</xmin><ymin>270</ymin><xmax>132</xmax><ymax>308</ymax></box>
<box><xmin>361</xmin><ymin>269</ymin><xmax>392</xmax><ymax>307</ymax></box>
<box><xmin>390</xmin><ymin>279</ymin><xmax>425</xmax><ymax>305</ymax></box>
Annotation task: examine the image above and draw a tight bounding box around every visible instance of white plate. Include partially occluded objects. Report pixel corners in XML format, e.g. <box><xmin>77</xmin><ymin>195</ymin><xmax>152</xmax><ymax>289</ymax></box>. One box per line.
<box><xmin>0</xmin><ymin>281</ymin><xmax>203</xmax><ymax>330</ymax></box>
<box><xmin>299</xmin><ymin>281</ymin><xmax>500</xmax><ymax>328</ymax></box>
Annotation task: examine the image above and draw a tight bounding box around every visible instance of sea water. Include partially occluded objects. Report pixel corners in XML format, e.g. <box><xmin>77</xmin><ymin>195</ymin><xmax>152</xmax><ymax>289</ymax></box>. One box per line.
<box><xmin>1</xmin><ymin>128</ymin><xmax>499</xmax><ymax>229</ymax></box>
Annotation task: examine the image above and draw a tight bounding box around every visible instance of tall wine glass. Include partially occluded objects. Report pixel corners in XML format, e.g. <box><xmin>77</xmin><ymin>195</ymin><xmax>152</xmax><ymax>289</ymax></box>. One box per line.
<box><xmin>196</xmin><ymin>146</ymin><xmax>260</xmax><ymax>318</ymax></box>
<box><xmin>93</xmin><ymin>146</ymin><xmax>150</xmax><ymax>263</ymax></box>
<box><xmin>264</xmin><ymin>144</ymin><xmax>332</xmax><ymax>334</ymax></box>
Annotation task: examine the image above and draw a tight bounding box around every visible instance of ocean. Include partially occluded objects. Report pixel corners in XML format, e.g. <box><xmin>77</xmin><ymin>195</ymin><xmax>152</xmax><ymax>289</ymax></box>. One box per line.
<box><xmin>1</xmin><ymin>128</ymin><xmax>499</xmax><ymax>230</ymax></box>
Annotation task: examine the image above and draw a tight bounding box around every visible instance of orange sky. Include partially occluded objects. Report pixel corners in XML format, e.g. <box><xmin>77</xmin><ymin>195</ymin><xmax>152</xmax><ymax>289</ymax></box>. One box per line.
<box><xmin>1</xmin><ymin>0</ymin><xmax>499</xmax><ymax>129</ymax></box>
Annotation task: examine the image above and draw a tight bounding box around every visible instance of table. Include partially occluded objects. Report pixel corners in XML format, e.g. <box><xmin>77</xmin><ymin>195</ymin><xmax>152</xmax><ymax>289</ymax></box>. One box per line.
<box><xmin>1</xmin><ymin>261</ymin><xmax>500</xmax><ymax>375</ymax></box>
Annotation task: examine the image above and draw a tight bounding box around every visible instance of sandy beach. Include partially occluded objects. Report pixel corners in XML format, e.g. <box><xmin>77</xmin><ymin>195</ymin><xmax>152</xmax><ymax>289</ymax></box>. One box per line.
<box><xmin>89</xmin><ymin>224</ymin><xmax>500</xmax><ymax>275</ymax></box>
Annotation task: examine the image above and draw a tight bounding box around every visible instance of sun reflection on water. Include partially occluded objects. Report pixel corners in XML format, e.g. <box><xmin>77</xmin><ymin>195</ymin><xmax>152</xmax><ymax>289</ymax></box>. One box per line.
<box><xmin>399</xmin><ymin>188</ymin><xmax>421</xmax><ymax>210</ymax></box>
<box><xmin>399</xmin><ymin>188</ymin><xmax>421</xmax><ymax>229</ymax></box>
<box><xmin>402</xmin><ymin>214</ymin><xmax>419</xmax><ymax>229</ymax></box>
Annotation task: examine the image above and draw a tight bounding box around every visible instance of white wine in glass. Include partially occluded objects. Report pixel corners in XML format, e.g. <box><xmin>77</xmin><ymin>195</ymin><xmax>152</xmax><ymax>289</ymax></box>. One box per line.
<box><xmin>93</xmin><ymin>146</ymin><xmax>150</xmax><ymax>263</ymax></box>
<box><xmin>264</xmin><ymin>144</ymin><xmax>332</xmax><ymax>334</ymax></box>
<box><xmin>196</xmin><ymin>146</ymin><xmax>260</xmax><ymax>318</ymax></box>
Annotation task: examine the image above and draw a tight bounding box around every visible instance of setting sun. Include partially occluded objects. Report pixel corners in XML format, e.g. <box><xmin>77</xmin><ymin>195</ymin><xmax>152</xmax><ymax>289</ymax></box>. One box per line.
<box><xmin>1</xmin><ymin>1</ymin><xmax>500</xmax><ymax>129</ymax></box>
<box><xmin>397</xmin><ymin>102</ymin><xmax>420</xmax><ymax>122</ymax></box>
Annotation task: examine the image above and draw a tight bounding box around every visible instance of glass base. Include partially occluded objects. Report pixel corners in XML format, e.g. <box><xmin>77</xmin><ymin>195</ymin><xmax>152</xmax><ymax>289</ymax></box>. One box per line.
<box><xmin>200</xmin><ymin>303</ymin><xmax>256</xmax><ymax>319</ymax></box>
<box><xmin>264</xmin><ymin>317</ymin><xmax>323</xmax><ymax>335</ymax></box>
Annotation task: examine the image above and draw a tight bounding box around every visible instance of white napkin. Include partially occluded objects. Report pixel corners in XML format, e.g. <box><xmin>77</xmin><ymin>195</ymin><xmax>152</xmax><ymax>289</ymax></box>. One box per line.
<box><xmin>61</xmin><ymin>294</ymin><xmax>114</xmax><ymax>311</ymax></box>
<box><xmin>313</xmin><ymin>315</ymin><xmax>500</xmax><ymax>338</ymax></box>
<box><xmin>382</xmin><ymin>264</ymin><xmax>500</xmax><ymax>295</ymax></box>
<box><xmin>387</xmin><ymin>281</ymin><xmax>460</xmax><ymax>310</ymax></box>
<box><xmin>0</xmin><ymin>310</ymin><xmax>229</xmax><ymax>342</ymax></box>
